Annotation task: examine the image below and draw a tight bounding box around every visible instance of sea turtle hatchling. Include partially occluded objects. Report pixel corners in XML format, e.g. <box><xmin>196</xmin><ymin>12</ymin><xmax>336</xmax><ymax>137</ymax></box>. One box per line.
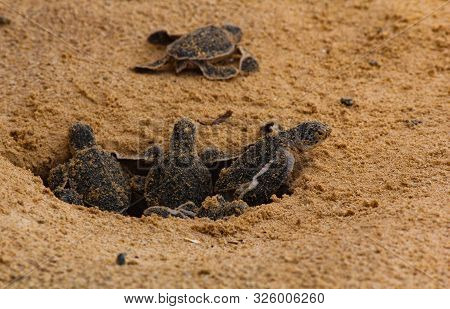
<box><xmin>48</xmin><ymin>123</ymin><xmax>131</xmax><ymax>212</ymax></box>
<box><xmin>143</xmin><ymin>118</ymin><xmax>213</xmax><ymax>217</ymax></box>
<box><xmin>214</xmin><ymin>121</ymin><xmax>331</xmax><ymax>205</ymax></box>
<box><xmin>134</xmin><ymin>24</ymin><xmax>259</xmax><ymax>80</ymax></box>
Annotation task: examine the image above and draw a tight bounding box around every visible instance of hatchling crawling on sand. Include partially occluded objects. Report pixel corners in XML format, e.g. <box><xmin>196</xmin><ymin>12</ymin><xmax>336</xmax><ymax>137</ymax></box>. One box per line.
<box><xmin>213</xmin><ymin>121</ymin><xmax>331</xmax><ymax>206</ymax></box>
<box><xmin>48</xmin><ymin>123</ymin><xmax>130</xmax><ymax>212</ymax></box>
<box><xmin>134</xmin><ymin>24</ymin><xmax>259</xmax><ymax>80</ymax></box>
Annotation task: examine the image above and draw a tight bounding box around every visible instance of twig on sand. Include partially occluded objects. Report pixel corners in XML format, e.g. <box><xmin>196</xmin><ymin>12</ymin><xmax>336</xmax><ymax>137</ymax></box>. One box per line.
<box><xmin>198</xmin><ymin>110</ymin><xmax>233</xmax><ymax>126</ymax></box>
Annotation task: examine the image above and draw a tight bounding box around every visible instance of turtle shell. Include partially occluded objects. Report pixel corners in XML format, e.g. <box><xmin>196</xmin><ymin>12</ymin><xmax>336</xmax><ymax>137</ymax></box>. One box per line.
<box><xmin>145</xmin><ymin>158</ymin><xmax>212</xmax><ymax>208</ymax></box>
<box><xmin>69</xmin><ymin>147</ymin><xmax>130</xmax><ymax>212</ymax></box>
<box><xmin>167</xmin><ymin>25</ymin><xmax>236</xmax><ymax>60</ymax></box>
<box><xmin>215</xmin><ymin>136</ymin><xmax>291</xmax><ymax>206</ymax></box>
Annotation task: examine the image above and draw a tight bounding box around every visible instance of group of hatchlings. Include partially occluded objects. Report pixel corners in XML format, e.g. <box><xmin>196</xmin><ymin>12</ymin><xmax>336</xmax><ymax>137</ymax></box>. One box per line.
<box><xmin>48</xmin><ymin>24</ymin><xmax>332</xmax><ymax>220</ymax></box>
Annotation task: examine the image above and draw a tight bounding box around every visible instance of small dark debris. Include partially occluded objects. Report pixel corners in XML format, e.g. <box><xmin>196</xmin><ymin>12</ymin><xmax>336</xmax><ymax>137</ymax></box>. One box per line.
<box><xmin>363</xmin><ymin>200</ymin><xmax>379</xmax><ymax>208</ymax></box>
<box><xmin>340</xmin><ymin>97</ymin><xmax>354</xmax><ymax>107</ymax></box>
<box><xmin>0</xmin><ymin>16</ymin><xmax>11</xmax><ymax>26</ymax></box>
<box><xmin>199</xmin><ymin>110</ymin><xmax>233</xmax><ymax>126</ymax></box>
<box><xmin>147</xmin><ymin>30</ymin><xmax>175</xmax><ymax>45</ymax></box>
<box><xmin>342</xmin><ymin>209</ymin><xmax>355</xmax><ymax>217</ymax></box>
<box><xmin>368</xmin><ymin>59</ymin><xmax>380</xmax><ymax>67</ymax></box>
<box><xmin>198</xmin><ymin>269</ymin><xmax>211</xmax><ymax>276</ymax></box>
<box><xmin>116</xmin><ymin>253</ymin><xmax>127</xmax><ymax>266</ymax></box>
<box><xmin>405</xmin><ymin>119</ymin><xmax>422</xmax><ymax>127</ymax></box>
<box><xmin>212</xmin><ymin>110</ymin><xmax>233</xmax><ymax>125</ymax></box>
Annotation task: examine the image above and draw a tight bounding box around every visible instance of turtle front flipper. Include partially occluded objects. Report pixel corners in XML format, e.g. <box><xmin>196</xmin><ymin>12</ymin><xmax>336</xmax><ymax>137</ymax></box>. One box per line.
<box><xmin>194</xmin><ymin>60</ymin><xmax>238</xmax><ymax>80</ymax></box>
<box><xmin>238</xmin><ymin>46</ymin><xmax>259</xmax><ymax>74</ymax></box>
<box><xmin>147</xmin><ymin>30</ymin><xmax>181</xmax><ymax>45</ymax></box>
<box><xmin>53</xmin><ymin>188</ymin><xmax>83</xmax><ymax>205</ymax></box>
<box><xmin>134</xmin><ymin>55</ymin><xmax>172</xmax><ymax>73</ymax></box>
<box><xmin>143</xmin><ymin>205</ymin><xmax>196</xmax><ymax>219</ymax></box>
<box><xmin>175</xmin><ymin>60</ymin><xmax>190</xmax><ymax>73</ymax></box>
<box><xmin>48</xmin><ymin>163</ymin><xmax>69</xmax><ymax>191</ymax></box>
<box><xmin>48</xmin><ymin>163</ymin><xmax>84</xmax><ymax>204</ymax></box>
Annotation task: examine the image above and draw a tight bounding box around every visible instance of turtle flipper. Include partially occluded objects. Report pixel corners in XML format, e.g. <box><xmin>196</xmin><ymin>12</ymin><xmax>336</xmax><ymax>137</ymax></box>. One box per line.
<box><xmin>175</xmin><ymin>201</ymin><xmax>199</xmax><ymax>218</ymax></box>
<box><xmin>133</xmin><ymin>55</ymin><xmax>171</xmax><ymax>72</ymax></box>
<box><xmin>53</xmin><ymin>188</ymin><xmax>83</xmax><ymax>205</ymax></box>
<box><xmin>194</xmin><ymin>61</ymin><xmax>238</xmax><ymax>80</ymax></box>
<box><xmin>143</xmin><ymin>205</ymin><xmax>196</xmax><ymax>219</ymax></box>
<box><xmin>48</xmin><ymin>163</ymin><xmax>69</xmax><ymax>191</ymax></box>
<box><xmin>48</xmin><ymin>163</ymin><xmax>83</xmax><ymax>205</ymax></box>
<box><xmin>238</xmin><ymin>46</ymin><xmax>259</xmax><ymax>74</ymax></box>
<box><xmin>147</xmin><ymin>30</ymin><xmax>181</xmax><ymax>45</ymax></box>
<box><xmin>175</xmin><ymin>60</ymin><xmax>190</xmax><ymax>73</ymax></box>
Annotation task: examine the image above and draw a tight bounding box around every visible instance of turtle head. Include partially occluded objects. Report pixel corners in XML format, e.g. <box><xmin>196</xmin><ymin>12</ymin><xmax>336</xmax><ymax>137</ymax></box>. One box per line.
<box><xmin>170</xmin><ymin>118</ymin><xmax>197</xmax><ymax>157</ymax></box>
<box><xmin>284</xmin><ymin>121</ymin><xmax>331</xmax><ymax>151</ymax></box>
<box><xmin>222</xmin><ymin>24</ymin><xmax>242</xmax><ymax>43</ymax></box>
<box><xmin>69</xmin><ymin>122</ymin><xmax>96</xmax><ymax>153</ymax></box>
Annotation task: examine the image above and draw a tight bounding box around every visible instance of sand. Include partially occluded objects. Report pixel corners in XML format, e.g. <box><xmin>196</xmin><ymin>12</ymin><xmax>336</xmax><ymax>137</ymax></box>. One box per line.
<box><xmin>0</xmin><ymin>0</ymin><xmax>449</xmax><ymax>288</ymax></box>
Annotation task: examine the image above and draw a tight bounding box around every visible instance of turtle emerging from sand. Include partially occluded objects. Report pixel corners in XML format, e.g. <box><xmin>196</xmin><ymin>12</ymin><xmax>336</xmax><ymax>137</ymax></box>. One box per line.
<box><xmin>134</xmin><ymin>24</ymin><xmax>259</xmax><ymax>80</ymax></box>
<box><xmin>142</xmin><ymin>118</ymin><xmax>213</xmax><ymax>217</ymax></box>
<box><xmin>48</xmin><ymin>123</ymin><xmax>130</xmax><ymax>212</ymax></box>
<box><xmin>213</xmin><ymin>121</ymin><xmax>331</xmax><ymax>205</ymax></box>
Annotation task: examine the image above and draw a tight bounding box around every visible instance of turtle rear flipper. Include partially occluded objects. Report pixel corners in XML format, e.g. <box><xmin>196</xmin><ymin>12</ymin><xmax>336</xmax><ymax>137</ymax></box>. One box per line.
<box><xmin>143</xmin><ymin>205</ymin><xmax>196</xmax><ymax>219</ymax></box>
<box><xmin>133</xmin><ymin>55</ymin><xmax>171</xmax><ymax>72</ymax></box>
<box><xmin>147</xmin><ymin>30</ymin><xmax>181</xmax><ymax>45</ymax></box>
<box><xmin>238</xmin><ymin>46</ymin><xmax>259</xmax><ymax>74</ymax></box>
<box><xmin>175</xmin><ymin>60</ymin><xmax>190</xmax><ymax>73</ymax></box>
<box><xmin>194</xmin><ymin>61</ymin><xmax>238</xmax><ymax>80</ymax></box>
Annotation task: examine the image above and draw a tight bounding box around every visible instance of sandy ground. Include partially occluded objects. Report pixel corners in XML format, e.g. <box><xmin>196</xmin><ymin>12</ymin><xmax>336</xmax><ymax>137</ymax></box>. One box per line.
<box><xmin>0</xmin><ymin>0</ymin><xmax>449</xmax><ymax>288</ymax></box>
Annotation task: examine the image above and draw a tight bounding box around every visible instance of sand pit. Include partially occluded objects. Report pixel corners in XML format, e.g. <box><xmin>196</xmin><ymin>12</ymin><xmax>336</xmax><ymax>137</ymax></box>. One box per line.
<box><xmin>0</xmin><ymin>0</ymin><xmax>448</xmax><ymax>288</ymax></box>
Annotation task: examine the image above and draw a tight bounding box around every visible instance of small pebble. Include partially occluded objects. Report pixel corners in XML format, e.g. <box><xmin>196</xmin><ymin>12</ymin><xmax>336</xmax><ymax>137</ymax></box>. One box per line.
<box><xmin>116</xmin><ymin>253</ymin><xmax>127</xmax><ymax>266</ymax></box>
<box><xmin>340</xmin><ymin>97</ymin><xmax>354</xmax><ymax>107</ymax></box>
<box><xmin>368</xmin><ymin>59</ymin><xmax>380</xmax><ymax>67</ymax></box>
<box><xmin>405</xmin><ymin>119</ymin><xmax>422</xmax><ymax>127</ymax></box>
<box><xmin>0</xmin><ymin>16</ymin><xmax>11</xmax><ymax>26</ymax></box>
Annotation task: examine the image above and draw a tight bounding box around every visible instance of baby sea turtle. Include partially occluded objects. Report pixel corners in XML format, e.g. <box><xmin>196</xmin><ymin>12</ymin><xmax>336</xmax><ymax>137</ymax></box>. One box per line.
<box><xmin>215</xmin><ymin>121</ymin><xmax>331</xmax><ymax>205</ymax></box>
<box><xmin>48</xmin><ymin>123</ymin><xmax>130</xmax><ymax>212</ymax></box>
<box><xmin>134</xmin><ymin>24</ymin><xmax>259</xmax><ymax>80</ymax></box>
<box><xmin>143</xmin><ymin>118</ymin><xmax>213</xmax><ymax>216</ymax></box>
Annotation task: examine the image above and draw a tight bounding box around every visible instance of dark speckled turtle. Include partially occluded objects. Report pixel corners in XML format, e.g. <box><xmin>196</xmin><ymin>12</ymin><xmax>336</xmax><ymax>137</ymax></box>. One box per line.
<box><xmin>215</xmin><ymin>121</ymin><xmax>331</xmax><ymax>206</ymax></box>
<box><xmin>48</xmin><ymin>123</ymin><xmax>130</xmax><ymax>212</ymax></box>
<box><xmin>134</xmin><ymin>24</ymin><xmax>259</xmax><ymax>80</ymax></box>
<box><xmin>143</xmin><ymin>118</ymin><xmax>213</xmax><ymax>217</ymax></box>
